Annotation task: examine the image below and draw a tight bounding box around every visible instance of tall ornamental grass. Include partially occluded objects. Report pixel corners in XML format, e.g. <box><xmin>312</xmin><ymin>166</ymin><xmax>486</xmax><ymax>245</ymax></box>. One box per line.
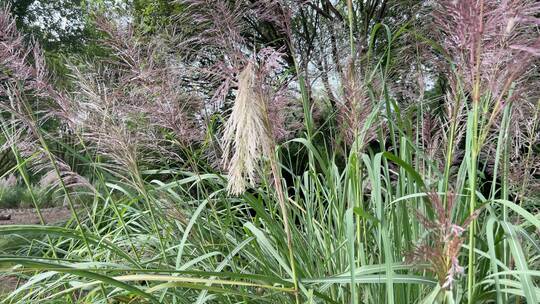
<box><xmin>0</xmin><ymin>1</ymin><xmax>539</xmax><ymax>303</ymax></box>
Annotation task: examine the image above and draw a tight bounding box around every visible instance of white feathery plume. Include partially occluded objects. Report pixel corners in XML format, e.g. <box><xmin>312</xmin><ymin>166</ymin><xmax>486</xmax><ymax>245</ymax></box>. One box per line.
<box><xmin>222</xmin><ymin>62</ymin><xmax>273</xmax><ymax>195</ymax></box>
<box><xmin>220</xmin><ymin>58</ymin><xmax>299</xmax><ymax>299</ymax></box>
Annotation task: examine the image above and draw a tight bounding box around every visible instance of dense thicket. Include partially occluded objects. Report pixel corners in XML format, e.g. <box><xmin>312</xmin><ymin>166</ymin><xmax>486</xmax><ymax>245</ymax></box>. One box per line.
<box><xmin>0</xmin><ymin>1</ymin><xmax>539</xmax><ymax>303</ymax></box>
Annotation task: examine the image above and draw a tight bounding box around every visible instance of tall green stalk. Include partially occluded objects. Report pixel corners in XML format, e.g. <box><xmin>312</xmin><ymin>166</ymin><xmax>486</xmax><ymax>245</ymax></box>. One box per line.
<box><xmin>262</xmin><ymin>103</ymin><xmax>300</xmax><ymax>304</ymax></box>
<box><xmin>467</xmin><ymin>3</ymin><xmax>485</xmax><ymax>301</ymax></box>
<box><xmin>466</xmin><ymin>100</ymin><xmax>479</xmax><ymax>303</ymax></box>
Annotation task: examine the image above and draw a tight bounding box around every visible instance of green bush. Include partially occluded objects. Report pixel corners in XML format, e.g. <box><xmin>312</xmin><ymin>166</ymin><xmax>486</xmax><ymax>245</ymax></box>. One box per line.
<box><xmin>0</xmin><ymin>186</ymin><xmax>63</xmax><ymax>209</ymax></box>
<box><xmin>0</xmin><ymin>186</ymin><xmax>25</xmax><ymax>209</ymax></box>
<box><xmin>0</xmin><ymin>1</ymin><xmax>539</xmax><ymax>303</ymax></box>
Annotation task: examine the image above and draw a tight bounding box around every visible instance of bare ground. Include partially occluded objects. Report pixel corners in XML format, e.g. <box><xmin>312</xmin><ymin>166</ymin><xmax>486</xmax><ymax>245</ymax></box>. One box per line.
<box><xmin>0</xmin><ymin>276</ymin><xmax>19</xmax><ymax>295</ymax></box>
<box><xmin>0</xmin><ymin>207</ymin><xmax>72</xmax><ymax>225</ymax></box>
<box><xmin>0</xmin><ymin>207</ymin><xmax>73</xmax><ymax>295</ymax></box>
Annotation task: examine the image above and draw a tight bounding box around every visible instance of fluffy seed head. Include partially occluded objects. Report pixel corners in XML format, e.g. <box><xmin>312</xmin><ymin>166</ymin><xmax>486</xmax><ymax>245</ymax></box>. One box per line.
<box><xmin>406</xmin><ymin>191</ymin><xmax>482</xmax><ymax>290</ymax></box>
<box><xmin>222</xmin><ymin>62</ymin><xmax>273</xmax><ymax>195</ymax></box>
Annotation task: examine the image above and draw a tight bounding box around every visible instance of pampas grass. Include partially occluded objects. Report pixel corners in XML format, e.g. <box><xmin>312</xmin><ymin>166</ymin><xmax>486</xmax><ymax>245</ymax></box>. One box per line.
<box><xmin>0</xmin><ymin>1</ymin><xmax>539</xmax><ymax>303</ymax></box>
<box><xmin>222</xmin><ymin>61</ymin><xmax>273</xmax><ymax>195</ymax></box>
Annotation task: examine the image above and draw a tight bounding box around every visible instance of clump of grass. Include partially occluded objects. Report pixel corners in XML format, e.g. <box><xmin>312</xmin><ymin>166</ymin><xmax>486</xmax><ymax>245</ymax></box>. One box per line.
<box><xmin>0</xmin><ymin>186</ymin><xmax>25</xmax><ymax>209</ymax></box>
<box><xmin>0</xmin><ymin>1</ymin><xmax>538</xmax><ymax>304</ymax></box>
<box><xmin>0</xmin><ymin>186</ymin><xmax>58</xmax><ymax>209</ymax></box>
<box><xmin>0</xmin><ymin>174</ymin><xmax>63</xmax><ymax>209</ymax></box>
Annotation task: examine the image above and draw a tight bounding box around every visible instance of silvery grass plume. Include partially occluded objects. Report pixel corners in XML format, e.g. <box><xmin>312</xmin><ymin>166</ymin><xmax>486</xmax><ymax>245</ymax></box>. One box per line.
<box><xmin>94</xmin><ymin>16</ymin><xmax>203</xmax><ymax>145</ymax></box>
<box><xmin>182</xmin><ymin>0</ymin><xmax>292</xmax><ymax>65</ymax></box>
<box><xmin>68</xmin><ymin>65</ymin><xmax>174</xmax><ymax>182</ymax></box>
<box><xmin>338</xmin><ymin>59</ymin><xmax>378</xmax><ymax>148</ymax></box>
<box><xmin>221</xmin><ymin>47</ymin><xmax>293</xmax><ymax>195</ymax></box>
<box><xmin>406</xmin><ymin>192</ymin><xmax>482</xmax><ymax>290</ymax></box>
<box><xmin>433</xmin><ymin>0</ymin><xmax>540</xmax><ymax>128</ymax></box>
<box><xmin>434</xmin><ymin>0</ymin><xmax>540</xmax><ymax>95</ymax></box>
<box><xmin>64</xmin><ymin>16</ymin><xmax>203</xmax><ymax>183</ymax></box>
<box><xmin>0</xmin><ymin>6</ymin><xmax>74</xmax><ymax>121</ymax></box>
<box><xmin>0</xmin><ymin>83</ymin><xmax>93</xmax><ymax>195</ymax></box>
<box><xmin>219</xmin><ymin>47</ymin><xmax>300</xmax><ymax>302</ymax></box>
<box><xmin>0</xmin><ymin>6</ymin><xmax>48</xmax><ymax>97</ymax></box>
<box><xmin>509</xmin><ymin>99</ymin><xmax>540</xmax><ymax>199</ymax></box>
<box><xmin>222</xmin><ymin>61</ymin><xmax>272</xmax><ymax>195</ymax></box>
<box><xmin>418</xmin><ymin>112</ymin><xmax>447</xmax><ymax>173</ymax></box>
<box><xmin>181</xmin><ymin>0</ymin><xmax>300</xmax><ymax>170</ymax></box>
<box><xmin>180</xmin><ymin>0</ymin><xmax>295</xmax><ymax>108</ymax></box>
<box><xmin>0</xmin><ymin>7</ymin><xmax>92</xmax><ymax>193</ymax></box>
<box><xmin>432</xmin><ymin>0</ymin><xmax>540</xmax><ymax>189</ymax></box>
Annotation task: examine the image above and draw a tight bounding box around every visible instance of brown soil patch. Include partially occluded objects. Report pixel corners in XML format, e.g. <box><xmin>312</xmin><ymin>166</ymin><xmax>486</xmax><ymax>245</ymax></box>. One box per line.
<box><xmin>0</xmin><ymin>207</ymin><xmax>73</xmax><ymax>295</ymax></box>
<box><xmin>0</xmin><ymin>207</ymin><xmax>72</xmax><ymax>225</ymax></box>
<box><xmin>0</xmin><ymin>276</ymin><xmax>19</xmax><ymax>295</ymax></box>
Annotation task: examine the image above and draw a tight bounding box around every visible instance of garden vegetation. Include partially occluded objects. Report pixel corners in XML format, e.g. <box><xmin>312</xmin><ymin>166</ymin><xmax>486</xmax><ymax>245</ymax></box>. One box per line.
<box><xmin>0</xmin><ymin>0</ymin><xmax>539</xmax><ymax>303</ymax></box>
